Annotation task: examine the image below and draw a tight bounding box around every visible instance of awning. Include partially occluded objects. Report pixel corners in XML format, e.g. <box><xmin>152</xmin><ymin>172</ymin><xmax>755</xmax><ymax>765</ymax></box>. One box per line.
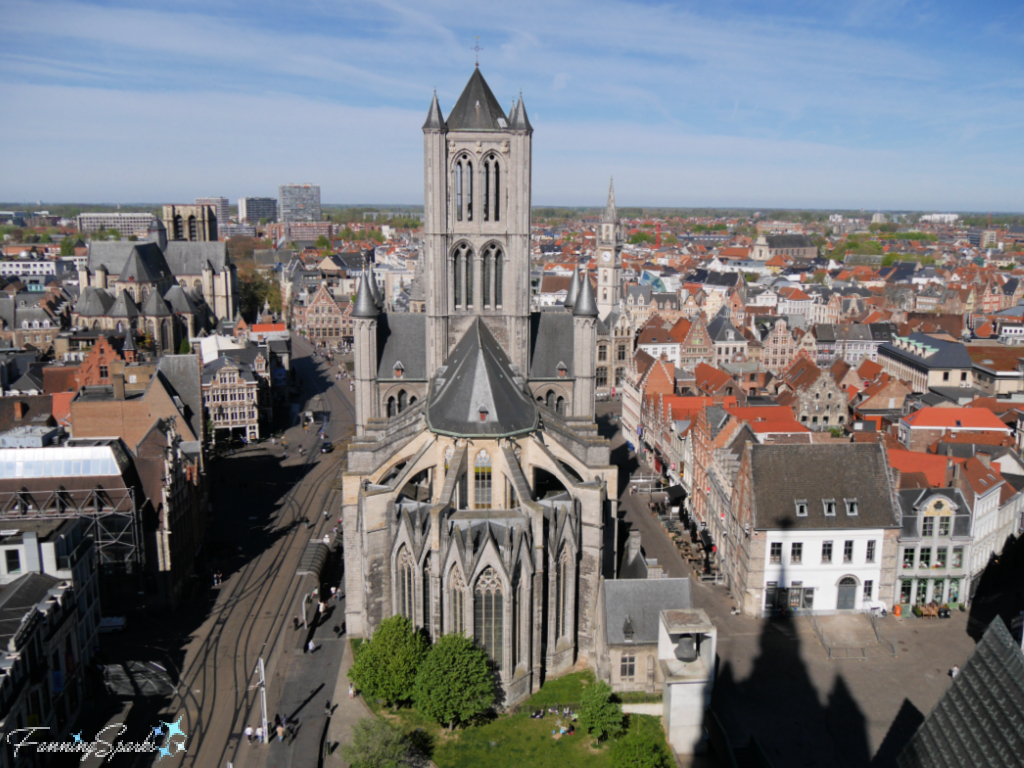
<box><xmin>667</xmin><ymin>485</ymin><xmax>686</xmax><ymax>502</ymax></box>
<box><xmin>296</xmin><ymin>540</ymin><xmax>330</xmax><ymax>578</ymax></box>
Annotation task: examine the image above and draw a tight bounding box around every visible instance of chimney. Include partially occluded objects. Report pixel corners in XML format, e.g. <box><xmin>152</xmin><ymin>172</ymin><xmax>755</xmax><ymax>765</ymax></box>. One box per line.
<box><xmin>112</xmin><ymin>373</ymin><xmax>125</xmax><ymax>401</ymax></box>
<box><xmin>13</xmin><ymin>402</ymin><xmax>25</xmax><ymax>421</ymax></box>
<box><xmin>627</xmin><ymin>529</ymin><xmax>642</xmax><ymax>561</ymax></box>
<box><xmin>23</xmin><ymin>532</ymin><xmax>40</xmax><ymax>573</ymax></box>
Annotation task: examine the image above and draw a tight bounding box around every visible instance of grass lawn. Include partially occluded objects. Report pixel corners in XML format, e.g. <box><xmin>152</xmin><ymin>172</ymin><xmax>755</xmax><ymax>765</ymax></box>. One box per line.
<box><xmin>372</xmin><ymin>670</ymin><xmax>670</xmax><ymax>768</ymax></box>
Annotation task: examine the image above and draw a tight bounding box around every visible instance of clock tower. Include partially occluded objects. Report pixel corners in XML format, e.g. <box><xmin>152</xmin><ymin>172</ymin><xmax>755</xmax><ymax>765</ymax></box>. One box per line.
<box><xmin>596</xmin><ymin>178</ymin><xmax>622</xmax><ymax>321</ymax></box>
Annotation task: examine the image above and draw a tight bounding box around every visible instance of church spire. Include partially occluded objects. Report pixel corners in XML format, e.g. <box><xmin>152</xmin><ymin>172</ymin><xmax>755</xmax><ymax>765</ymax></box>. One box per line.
<box><xmin>564</xmin><ymin>265</ymin><xmax>581</xmax><ymax>310</ymax></box>
<box><xmin>422</xmin><ymin>91</ymin><xmax>446</xmax><ymax>132</ymax></box>
<box><xmin>603</xmin><ymin>178</ymin><xmax>617</xmax><ymax>223</ymax></box>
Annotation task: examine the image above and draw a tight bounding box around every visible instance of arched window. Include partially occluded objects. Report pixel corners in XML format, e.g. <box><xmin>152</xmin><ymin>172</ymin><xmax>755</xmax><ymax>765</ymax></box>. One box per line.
<box><xmin>188</xmin><ymin>216</ymin><xmax>197</xmax><ymax>241</ymax></box>
<box><xmin>493</xmin><ymin>159</ymin><xmax>501</xmax><ymax>222</ymax></box>
<box><xmin>398</xmin><ymin>390</ymin><xmax>408</xmax><ymax>413</ymax></box>
<box><xmin>546</xmin><ymin>391</ymin><xmax>555</xmax><ymax>409</ymax></box>
<box><xmin>474</xmin><ymin>450</ymin><xmax>492</xmax><ymax>509</ymax></box>
<box><xmin>397</xmin><ymin>546</ymin><xmax>415</xmax><ymax>619</ymax></box>
<box><xmin>173</xmin><ymin>215</ymin><xmax>183</xmax><ymax>240</ymax></box>
<box><xmin>483</xmin><ymin>159</ymin><xmax>491</xmax><ymax>221</ymax></box>
<box><xmin>466</xmin><ymin>160</ymin><xmax>473</xmax><ymax>221</ymax></box>
<box><xmin>481</xmin><ymin>250</ymin><xmax>491</xmax><ymax>308</ymax></box>
<box><xmin>556</xmin><ymin>396</ymin><xmax>565</xmax><ymax>415</ymax></box>
<box><xmin>474</xmin><ymin>567</ymin><xmax>503</xmax><ymax>666</ymax></box>
<box><xmin>555</xmin><ymin>548</ymin><xmax>570</xmax><ymax>639</ymax></box>
<box><xmin>482</xmin><ymin>243</ymin><xmax>502</xmax><ymax>308</ymax></box>
<box><xmin>422</xmin><ymin>564</ymin><xmax>432</xmax><ymax>638</ymax></box>
<box><xmin>450</xmin><ymin>567</ymin><xmax>466</xmax><ymax>635</ymax></box>
<box><xmin>465</xmin><ymin>251</ymin><xmax>474</xmax><ymax>307</ymax></box>
<box><xmin>511</xmin><ymin>564</ymin><xmax>521</xmax><ymax>669</ymax></box>
<box><xmin>455</xmin><ymin>160</ymin><xmax>463</xmax><ymax>222</ymax></box>
<box><xmin>387</xmin><ymin>397</ymin><xmax>396</xmax><ymax>418</ymax></box>
<box><xmin>452</xmin><ymin>244</ymin><xmax>470</xmax><ymax>308</ymax></box>
<box><xmin>596</xmin><ymin>367</ymin><xmax>608</xmax><ymax>388</ymax></box>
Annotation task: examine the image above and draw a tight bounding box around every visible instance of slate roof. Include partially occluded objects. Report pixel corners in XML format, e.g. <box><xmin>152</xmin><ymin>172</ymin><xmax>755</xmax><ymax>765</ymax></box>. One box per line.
<box><xmin>573</xmin><ymin>270</ymin><xmax>599</xmax><ymax>317</ymax></box>
<box><xmin>896</xmin><ymin>488</ymin><xmax>972</xmax><ymax>539</ymax></box>
<box><xmin>422</xmin><ymin>91</ymin><xmax>446</xmax><ymax>131</ymax></box>
<box><xmin>202</xmin><ymin>355</ymin><xmax>256</xmax><ymax>384</ymax></box>
<box><xmin>73</xmin><ymin>287</ymin><xmax>114</xmax><ymax>317</ymax></box>
<box><xmin>880</xmin><ymin>333</ymin><xmax>973</xmax><ymax>370</ymax></box>
<box><xmin>163</xmin><ymin>284</ymin><xmax>200</xmax><ymax>314</ymax></box>
<box><xmin>898</xmin><ymin>617</ymin><xmax>1024</xmax><ymax>768</ymax></box>
<box><xmin>427</xmin><ymin>318</ymin><xmax>537</xmax><ymax>438</ymax></box>
<box><xmin>141</xmin><ymin>289</ymin><xmax>173</xmax><ymax>317</ymax></box>
<box><xmin>119</xmin><ymin>246</ymin><xmax>170</xmax><ymax>283</ymax></box>
<box><xmin>376</xmin><ymin>314</ymin><xmax>426</xmax><ymax>380</ymax></box>
<box><xmin>88</xmin><ymin>242</ymin><xmax>172</xmax><ymax>281</ymax></box>
<box><xmin>766</xmin><ymin>235</ymin><xmax>814</xmax><ymax>249</ymax></box>
<box><xmin>157</xmin><ymin>354</ymin><xmax>203</xmax><ymax>441</ymax></box>
<box><xmin>706</xmin><ymin>314</ymin><xmax>743</xmax><ymax>343</ymax></box>
<box><xmin>107</xmin><ymin>291</ymin><xmax>140</xmax><ymax>318</ymax></box>
<box><xmin>446</xmin><ymin>69</ymin><xmax>509</xmax><ymax>132</ymax></box>
<box><xmin>0</xmin><ymin>573</ymin><xmax>61</xmax><ymax>647</ymax></box>
<box><xmin>529</xmin><ymin>312</ymin><xmax>575</xmax><ymax>378</ymax></box>
<box><xmin>748</xmin><ymin>443</ymin><xmax>900</xmax><ymax>531</ymax></box>
<box><xmin>604</xmin><ymin>578</ymin><xmax>692</xmax><ymax>645</ymax></box>
<box><xmin>163</xmin><ymin>241</ymin><xmax>229</xmax><ymax>275</ymax></box>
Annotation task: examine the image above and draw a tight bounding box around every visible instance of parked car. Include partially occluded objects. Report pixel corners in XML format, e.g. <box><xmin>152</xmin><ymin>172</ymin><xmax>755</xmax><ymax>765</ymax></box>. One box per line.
<box><xmin>320</xmin><ymin>441</ymin><xmax>334</xmax><ymax>454</ymax></box>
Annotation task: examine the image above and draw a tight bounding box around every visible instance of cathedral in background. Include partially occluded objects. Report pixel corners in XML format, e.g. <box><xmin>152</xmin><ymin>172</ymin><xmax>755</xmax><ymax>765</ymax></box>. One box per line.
<box><xmin>341</xmin><ymin>68</ymin><xmax>619</xmax><ymax>704</ymax></box>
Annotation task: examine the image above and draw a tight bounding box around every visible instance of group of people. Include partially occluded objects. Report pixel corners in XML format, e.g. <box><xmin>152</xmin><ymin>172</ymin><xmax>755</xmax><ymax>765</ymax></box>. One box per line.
<box><xmin>244</xmin><ymin>713</ymin><xmax>296</xmax><ymax>745</ymax></box>
<box><xmin>211</xmin><ymin>571</ymin><xmax>224</xmax><ymax>587</ymax></box>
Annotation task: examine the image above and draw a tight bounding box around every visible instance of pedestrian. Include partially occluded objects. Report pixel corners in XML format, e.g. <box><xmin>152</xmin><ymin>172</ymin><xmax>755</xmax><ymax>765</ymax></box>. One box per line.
<box><xmin>307</xmin><ymin>639</ymin><xmax>317</xmax><ymax>653</ymax></box>
<box><xmin>274</xmin><ymin>714</ymin><xmax>282</xmax><ymax>729</ymax></box>
<box><xmin>951</xmin><ymin>665</ymin><xmax>960</xmax><ymax>678</ymax></box>
<box><xmin>255</xmin><ymin>726</ymin><xmax>264</xmax><ymax>744</ymax></box>
<box><xmin>323</xmin><ymin>534</ymin><xmax>330</xmax><ymax>546</ymax></box>
<box><xmin>244</xmin><ymin>725</ymin><xmax>254</xmax><ymax>744</ymax></box>
<box><xmin>330</xmin><ymin>586</ymin><xmax>337</xmax><ymax>600</ymax></box>
<box><xmin>349</xmin><ymin>682</ymin><xmax>355</xmax><ymax>699</ymax></box>
<box><xmin>293</xmin><ymin>616</ymin><xmax>300</xmax><ymax>631</ymax></box>
<box><xmin>324</xmin><ymin>699</ymin><xmax>332</xmax><ymax>716</ymax></box>
<box><xmin>323</xmin><ymin>509</ymin><xmax>329</xmax><ymax>520</ymax></box>
<box><xmin>318</xmin><ymin>601</ymin><xmax>325</xmax><ymax>615</ymax></box>
<box><xmin>276</xmin><ymin>724</ymin><xmax>285</xmax><ymax>742</ymax></box>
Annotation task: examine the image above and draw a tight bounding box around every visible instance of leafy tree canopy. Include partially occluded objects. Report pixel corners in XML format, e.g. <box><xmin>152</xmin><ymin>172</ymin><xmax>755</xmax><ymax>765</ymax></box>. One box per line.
<box><xmin>609</xmin><ymin>718</ymin><xmax>671</xmax><ymax>768</ymax></box>
<box><xmin>348</xmin><ymin>615</ymin><xmax>429</xmax><ymax>707</ymax></box>
<box><xmin>315</xmin><ymin>234</ymin><xmax>331</xmax><ymax>249</ymax></box>
<box><xmin>578</xmin><ymin>680</ymin><xmax>624</xmax><ymax>742</ymax></box>
<box><xmin>413</xmin><ymin>633</ymin><xmax>495</xmax><ymax>730</ymax></box>
<box><xmin>340</xmin><ymin>717</ymin><xmax>412</xmax><ymax>768</ymax></box>
<box><xmin>628</xmin><ymin>231</ymin><xmax>654</xmax><ymax>245</ymax></box>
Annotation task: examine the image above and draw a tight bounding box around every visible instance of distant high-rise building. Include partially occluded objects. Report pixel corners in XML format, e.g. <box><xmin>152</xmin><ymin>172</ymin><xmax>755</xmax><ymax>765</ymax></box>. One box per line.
<box><xmin>77</xmin><ymin>212</ymin><xmax>155</xmax><ymax>237</ymax></box>
<box><xmin>278</xmin><ymin>184</ymin><xmax>321</xmax><ymax>223</ymax></box>
<box><xmin>195</xmin><ymin>197</ymin><xmax>230</xmax><ymax>227</ymax></box>
<box><xmin>238</xmin><ymin>197</ymin><xmax>278</xmax><ymax>224</ymax></box>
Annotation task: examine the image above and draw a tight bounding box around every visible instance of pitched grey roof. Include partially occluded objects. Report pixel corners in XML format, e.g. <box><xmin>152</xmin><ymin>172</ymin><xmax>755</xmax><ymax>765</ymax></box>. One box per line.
<box><xmin>107</xmin><ymin>290</ymin><xmax>140</xmax><ymax>318</ymax></box>
<box><xmin>573</xmin><ymin>270</ymin><xmax>598</xmax><ymax>317</ymax></box>
<box><xmin>706</xmin><ymin>314</ymin><xmax>742</xmax><ymax>342</ymax></box>
<box><xmin>603</xmin><ymin>178</ymin><xmax>617</xmax><ymax>223</ymax></box>
<box><xmin>529</xmin><ymin>312</ymin><xmax>575</xmax><ymax>378</ymax></box>
<box><xmin>376</xmin><ymin>314</ymin><xmax>426</xmax><ymax>379</ymax></box>
<box><xmin>896</xmin><ymin>488</ymin><xmax>972</xmax><ymax>539</ymax></box>
<box><xmin>88</xmin><ymin>242</ymin><xmax>172</xmax><ymax>281</ymax></box>
<box><xmin>604</xmin><ymin>578</ymin><xmax>692</xmax><ymax>645</ymax></box>
<box><xmin>157</xmin><ymin>354</ymin><xmax>203</xmax><ymax>440</ymax></box>
<box><xmin>880</xmin><ymin>333</ymin><xmax>973</xmax><ymax>370</ymax></box>
<box><xmin>749</xmin><ymin>443</ymin><xmax>900</xmax><ymax>531</ymax></box>
<box><xmin>163</xmin><ymin>284</ymin><xmax>200</xmax><ymax>314</ymax></box>
<box><xmin>202</xmin><ymin>355</ymin><xmax>256</xmax><ymax>384</ymax></box>
<box><xmin>119</xmin><ymin>246</ymin><xmax>169</xmax><ymax>283</ymax></box>
<box><xmin>73</xmin><ymin>287</ymin><xmax>114</xmax><ymax>317</ymax></box>
<box><xmin>427</xmin><ymin>318</ymin><xmax>537</xmax><ymax>438</ymax></box>
<box><xmin>141</xmin><ymin>289</ymin><xmax>173</xmax><ymax>317</ymax></box>
<box><xmin>162</xmin><ymin>241</ymin><xmax>229</xmax><ymax>275</ymax></box>
<box><xmin>766</xmin><ymin>234</ymin><xmax>814</xmax><ymax>249</ymax></box>
<box><xmin>446</xmin><ymin>69</ymin><xmax>509</xmax><ymax>132</ymax></box>
<box><xmin>898</xmin><ymin>617</ymin><xmax>1024</xmax><ymax>768</ymax></box>
<box><xmin>0</xmin><ymin>573</ymin><xmax>61</xmax><ymax>647</ymax></box>
<box><xmin>510</xmin><ymin>96</ymin><xmax>532</xmax><ymax>132</ymax></box>
<box><xmin>422</xmin><ymin>91</ymin><xmax>447</xmax><ymax>131</ymax></box>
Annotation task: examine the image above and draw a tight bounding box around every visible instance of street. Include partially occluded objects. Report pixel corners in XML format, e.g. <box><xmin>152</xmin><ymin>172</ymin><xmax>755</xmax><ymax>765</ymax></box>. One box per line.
<box><xmin>90</xmin><ymin>336</ymin><xmax>355</xmax><ymax>768</ymax></box>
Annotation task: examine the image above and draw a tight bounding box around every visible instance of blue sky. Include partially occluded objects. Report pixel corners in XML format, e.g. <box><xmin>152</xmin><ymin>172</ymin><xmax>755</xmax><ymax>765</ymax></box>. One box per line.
<box><xmin>1</xmin><ymin>0</ymin><xmax>1022</xmax><ymax>210</ymax></box>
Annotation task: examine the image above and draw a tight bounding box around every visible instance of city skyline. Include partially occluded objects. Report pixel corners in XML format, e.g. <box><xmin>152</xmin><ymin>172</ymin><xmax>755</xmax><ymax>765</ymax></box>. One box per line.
<box><xmin>1</xmin><ymin>0</ymin><xmax>1022</xmax><ymax>211</ymax></box>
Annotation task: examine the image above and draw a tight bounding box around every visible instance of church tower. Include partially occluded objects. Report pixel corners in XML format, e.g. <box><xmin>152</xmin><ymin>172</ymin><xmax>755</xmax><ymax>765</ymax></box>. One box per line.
<box><xmin>595</xmin><ymin>179</ymin><xmax>622</xmax><ymax>321</ymax></box>
<box><xmin>422</xmin><ymin>69</ymin><xmax>533</xmax><ymax>377</ymax></box>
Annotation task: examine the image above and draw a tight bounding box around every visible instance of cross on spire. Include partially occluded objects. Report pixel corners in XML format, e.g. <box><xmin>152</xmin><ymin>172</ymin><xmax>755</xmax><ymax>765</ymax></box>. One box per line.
<box><xmin>472</xmin><ymin>36</ymin><xmax>483</xmax><ymax>67</ymax></box>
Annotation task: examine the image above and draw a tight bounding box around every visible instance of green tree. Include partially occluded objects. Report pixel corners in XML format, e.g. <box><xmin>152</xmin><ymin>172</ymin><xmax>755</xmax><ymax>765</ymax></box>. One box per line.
<box><xmin>238</xmin><ymin>271</ymin><xmax>282</xmax><ymax>319</ymax></box>
<box><xmin>369</xmin><ymin>230</ymin><xmax>385</xmax><ymax>244</ymax></box>
<box><xmin>59</xmin><ymin>238</ymin><xmax>76</xmax><ymax>256</ymax></box>
<box><xmin>413</xmin><ymin>633</ymin><xmax>495</xmax><ymax>729</ymax></box>
<box><xmin>178</xmin><ymin>338</ymin><xmax>191</xmax><ymax>354</ymax></box>
<box><xmin>107</xmin><ymin>228</ymin><xmax>122</xmax><ymax>241</ymax></box>
<box><xmin>579</xmin><ymin>680</ymin><xmax>624</xmax><ymax>742</ymax></box>
<box><xmin>341</xmin><ymin>227</ymin><xmax>356</xmax><ymax>240</ymax></box>
<box><xmin>348</xmin><ymin>615</ymin><xmax>429</xmax><ymax>707</ymax></box>
<box><xmin>609</xmin><ymin>718</ymin><xmax>670</xmax><ymax>768</ymax></box>
<box><xmin>39</xmin><ymin>234</ymin><xmax>52</xmax><ymax>243</ymax></box>
<box><xmin>628</xmin><ymin>232</ymin><xmax>654</xmax><ymax>245</ymax></box>
<box><xmin>340</xmin><ymin>717</ymin><xmax>412</xmax><ymax>768</ymax></box>
<box><xmin>315</xmin><ymin>234</ymin><xmax>331</xmax><ymax>249</ymax></box>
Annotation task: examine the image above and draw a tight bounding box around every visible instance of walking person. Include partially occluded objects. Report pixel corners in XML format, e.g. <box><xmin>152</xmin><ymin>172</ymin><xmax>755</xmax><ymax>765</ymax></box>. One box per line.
<box><xmin>276</xmin><ymin>724</ymin><xmax>285</xmax><ymax>742</ymax></box>
<box><xmin>255</xmin><ymin>726</ymin><xmax>263</xmax><ymax>744</ymax></box>
<box><xmin>324</xmin><ymin>700</ymin><xmax>332</xmax><ymax>716</ymax></box>
<box><xmin>307</xmin><ymin>639</ymin><xmax>317</xmax><ymax>654</ymax></box>
<box><xmin>323</xmin><ymin>534</ymin><xmax>330</xmax><ymax>547</ymax></box>
<box><xmin>245</xmin><ymin>725</ymin><xmax>254</xmax><ymax>744</ymax></box>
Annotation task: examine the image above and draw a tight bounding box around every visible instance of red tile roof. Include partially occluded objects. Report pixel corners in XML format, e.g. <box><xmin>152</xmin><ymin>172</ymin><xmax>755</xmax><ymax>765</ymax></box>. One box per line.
<box><xmin>902</xmin><ymin>407</ymin><xmax>1010</xmax><ymax>431</ymax></box>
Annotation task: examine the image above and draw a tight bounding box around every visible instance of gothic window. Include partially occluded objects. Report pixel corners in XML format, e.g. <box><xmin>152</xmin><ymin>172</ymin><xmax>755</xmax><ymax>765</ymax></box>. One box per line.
<box><xmin>398</xmin><ymin>390</ymin><xmax>408</xmax><ymax>413</ymax></box>
<box><xmin>617</xmin><ymin>344</ymin><xmax>627</xmax><ymax>361</ymax></box>
<box><xmin>483</xmin><ymin>159</ymin><xmax>491</xmax><ymax>221</ymax></box>
<box><xmin>596</xmin><ymin>367</ymin><xmax>608</xmax><ymax>387</ymax></box>
<box><xmin>493</xmin><ymin>161</ymin><xmax>501</xmax><ymax>222</ymax></box>
<box><xmin>482</xmin><ymin>250</ymin><xmax>491</xmax><ymax>308</ymax></box>
<box><xmin>450</xmin><ymin>567</ymin><xmax>466</xmax><ymax>634</ymax></box>
<box><xmin>474</xmin><ymin>450</ymin><xmax>492</xmax><ymax>509</ymax></box>
<box><xmin>422</xmin><ymin>564</ymin><xmax>431</xmax><ymax>638</ymax></box>
<box><xmin>480</xmin><ymin>243</ymin><xmax>503</xmax><ymax>308</ymax></box>
<box><xmin>555</xmin><ymin>548</ymin><xmax>570</xmax><ymax>639</ymax></box>
<box><xmin>397</xmin><ymin>546</ymin><xmax>415</xmax><ymax>620</ymax></box>
<box><xmin>387</xmin><ymin>396</ymin><xmax>396</xmax><ymax>418</ymax></box>
<box><xmin>455</xmin><ymin>161</ymin><xmax>464</xmax><ymax>222</ymax></box>
<box><xmin>188</xmin><ymin>216</ymin><xmax>197</xmax><ymax>241</ymax></box>
<box><xmin>546</xmin><ymin>390</ymin><xmax>555</xmax><ymax>409</ymax></box>
<box><xmin>452</xmin><ymin>244</ymin><xmax>470</xmax><ymax>308</ymax></box>
<box><xmin>465</xmin><ymin>251</ymin><xmax>474</xmax><ymax>307</ymax></box>
<box><xmin>556</xmin><ymin>396</ymin><xmax>565</xmax><ymax>414</ymax></box>
<box><xmin>511</xmin><ymin>564</ymin><xmax>521</xmax><ymax>669</ymax></box>
<box><xmin>474</xmin><ymin>567</ymin><xmax>503</xmax><ymax>666</ymax></box>
<box><xmin>466</xmin><ymin>160</ymin><xmax>473</xmax><ymax>221</ymax></box>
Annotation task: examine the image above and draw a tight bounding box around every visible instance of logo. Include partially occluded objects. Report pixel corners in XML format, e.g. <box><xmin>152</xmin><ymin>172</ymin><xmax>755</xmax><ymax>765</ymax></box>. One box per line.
<box><xmin>7</xmin><ymin>714</ymin><xmax>188</xmax><ymax>763</ymax></box>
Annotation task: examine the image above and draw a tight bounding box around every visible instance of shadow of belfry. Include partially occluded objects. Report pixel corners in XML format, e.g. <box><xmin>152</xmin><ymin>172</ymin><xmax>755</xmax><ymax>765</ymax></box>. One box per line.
<box><xmin>709</xmin><ymin>562</ymin><xmax>872</xmax><ymax>768</ymax></box>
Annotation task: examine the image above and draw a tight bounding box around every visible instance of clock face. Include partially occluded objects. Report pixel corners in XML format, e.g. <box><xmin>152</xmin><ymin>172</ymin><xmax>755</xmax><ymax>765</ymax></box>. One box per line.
<box><xmin>601</xmin><ymin>250</ymin><xmax>612</xmax><ymax>262</ymax></box>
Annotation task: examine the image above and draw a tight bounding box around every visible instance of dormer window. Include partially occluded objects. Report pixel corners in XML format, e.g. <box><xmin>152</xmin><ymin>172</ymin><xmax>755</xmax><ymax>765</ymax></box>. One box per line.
<box><xmin>479</xmin><ymin>406</ymin><xmax>489</xmax><ymax>422</ymax></box>
<box><xmin>795</xmin><ymin>500</ymin><xmax>808</xmax><ymax>517</ymax></box>
<box><xmin>824</xmin><ymin>500</ymin><xmax>837</xmax><ymax>516</ymax></box>
<box><xmin>393</xmin><ymin>361</ymin><xmax>404</xmax><ymax>379</ymax></box>
<box><xmin>557</xmin><ymin>362</ymin><xmax>568</xmax><ymax>378</ymax></box>
<box><xmin>845</xmin><ymin>499</ymin><xmax>859</xmax><ymax>516</ymax></box>
<box><xmin>622</xmin><ymin>616</ymin><xmax>635</xmax><ymax>642</ymax></box>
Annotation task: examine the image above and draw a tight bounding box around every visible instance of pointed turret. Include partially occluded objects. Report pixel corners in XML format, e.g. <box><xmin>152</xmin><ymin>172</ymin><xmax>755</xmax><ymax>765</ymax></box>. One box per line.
<box><xmin>351</xmin><ymin>270</ymin><xmax>379</xmax><ymax>318</ymax></box>
<box><xmin>603</xmin><ymin>178</ymin><xmax>617</xmax><ymax>223</ymax></box>
<box><xmin>366</xmin><ymin>265</ymin><xmax>383</xmax><ymax>309</ymax></box>
<box><xmin>510</xmin><ymin>95</ymin><xmax>532</xmax><ymax>132</ymax></box>
<box><xmin>573</xmin><ymin>269</ymin><xmax>598</xmax><ymax>318</ymax></box>
<box><xmin>422</xmin><ymin>91</ymin><xmax>446</xmax><ymax>132</ymax></box>
<box><xmin>563</xmin><ymin>266</ymin><xmax>581</xmax><ymax>309</ymax></box>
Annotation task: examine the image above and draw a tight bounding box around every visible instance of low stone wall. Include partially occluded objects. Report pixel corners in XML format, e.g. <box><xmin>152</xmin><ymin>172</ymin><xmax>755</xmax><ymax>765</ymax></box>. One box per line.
<box><xmin>622</xmin><ymin>703</ymin><xmax>663</xmax><ymax>716</ymax></box>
